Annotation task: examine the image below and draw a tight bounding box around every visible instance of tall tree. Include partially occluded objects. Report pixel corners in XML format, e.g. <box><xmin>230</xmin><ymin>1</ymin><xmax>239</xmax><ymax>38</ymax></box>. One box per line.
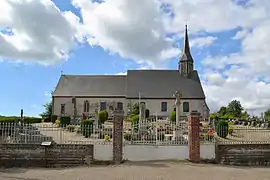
<box><xmin>227</xmin><ymin>100</ymin><xmax>243</xmax><ymax>118</ymax></box>
<box><xmin>264</xmin><ymin>109</ymin><xmax>270</xmax><ymax>121</ymax></box>
<box><xmin>40</xmin><ymin>102</ymin><xmax>52</xmax><ymax>118</ymax></box>
<box><xmin>218</xmin><ymin>106</ymin><xmax>227</xmax><ymax>116</ymax></box>
<box><xmin>40</xmin><ymin>90</ymin><xmax>53</xmax><ymax>118</ymax></box>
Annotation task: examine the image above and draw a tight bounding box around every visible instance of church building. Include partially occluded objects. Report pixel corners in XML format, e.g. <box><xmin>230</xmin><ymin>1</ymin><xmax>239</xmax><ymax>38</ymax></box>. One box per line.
<box><xmin>52</xmin><ymin>26</ymin><xmax>210</xmax><ymax>120</ymax></box>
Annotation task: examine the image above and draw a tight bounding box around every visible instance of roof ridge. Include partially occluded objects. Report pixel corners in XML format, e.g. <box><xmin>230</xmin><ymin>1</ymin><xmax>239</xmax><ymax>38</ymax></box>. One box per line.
<box><xmin>62</xmin><ymin>74</ymin><xmax>126</xmax><ymax>77</ymax></box>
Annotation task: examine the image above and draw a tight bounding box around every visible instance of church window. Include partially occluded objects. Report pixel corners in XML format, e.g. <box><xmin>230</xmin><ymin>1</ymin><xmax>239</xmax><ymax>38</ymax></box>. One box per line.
<box><xmin>100</xmin><ymin>102</ymin><xmax>106</xmax><ymax>110</ymax></box>
<box><xmin>84</xmin><ymin>101</ymin><xmax>89</xmax><ymax>112</ymax></box>
<box><xmin>161</xmin><ymin>102</ymin><xmax>167</xmax><ymax>112</ymax></box>
<box><xmin>61</xmin><ymin>104</ymin><xmax>65</xmax><ymax>115</ymax></box>
<box><xmin>183</xmin><ymin>102</ymin><xmax>189</xmax><ymax>112</ymax></box>
<box><xmin>117</xmin><ymin>102</ymin><xmax>123</xmax><ymax>110</ymax></box>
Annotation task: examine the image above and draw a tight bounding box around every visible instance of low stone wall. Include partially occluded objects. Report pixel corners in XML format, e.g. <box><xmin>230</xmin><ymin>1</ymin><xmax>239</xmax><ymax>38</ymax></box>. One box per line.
<box><xmin>216</xmin><ymin>144</ymin><xmax>270</xmax><ymax>166</ymax></box>
<box><xmin>0</xmin><ymin>143</ymin><xmax>93</xmax><ymax>167</ymax></box>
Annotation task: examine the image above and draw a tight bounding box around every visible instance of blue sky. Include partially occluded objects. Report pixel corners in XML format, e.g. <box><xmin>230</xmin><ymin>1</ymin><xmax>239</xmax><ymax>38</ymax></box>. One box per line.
<box><xmin>0</xmin><ymin>0</ymin><xmax>270</xmax><ymax>116</ymax></box>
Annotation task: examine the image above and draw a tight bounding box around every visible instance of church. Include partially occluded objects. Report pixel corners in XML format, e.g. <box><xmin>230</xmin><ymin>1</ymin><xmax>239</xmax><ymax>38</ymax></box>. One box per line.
<box><xmin>52</xmin><ymin>26</ymin><xmax>210</xmax><ymax>120</ymax></box>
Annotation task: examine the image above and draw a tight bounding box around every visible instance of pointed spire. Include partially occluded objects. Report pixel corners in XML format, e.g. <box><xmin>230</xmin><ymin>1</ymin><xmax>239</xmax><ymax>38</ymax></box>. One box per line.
<box><xmin>179</xmin><ymin>24</ymin><xmax>193</xmax><ymax>62</ymax></box>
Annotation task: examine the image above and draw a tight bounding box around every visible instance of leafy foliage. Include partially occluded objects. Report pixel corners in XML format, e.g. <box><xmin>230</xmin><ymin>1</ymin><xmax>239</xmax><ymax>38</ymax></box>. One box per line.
<box><xmin>170</xmin><ymin>111</ymin><xmax>176</xmax><ymax>122</ymax></box>
<box><xmin>80</xmin><ymin>120</ymin><xmax>93</xmax><ymax>138</ymax></box>
<box><xmin>0</xmin><ymin>116</ymin><xmax>42</xmax><ymax>123</ymax></box>
<box><xmin>98</xmin><ymin>110</ymin><xmax>108</xmax><ymax>124</ymax></box>
<box><xmin>131</xmin><ymin>114</ymin><xmax>140</xmax><ymax>125</ymax></box>
<box><xmin>216</xmin><ymin>120</ymin><xmax>228</xmax><ymax>138</ymax></box>
<box><xmin>264</xmin><ymin>109</ymin><xmax>270</xmax><ymax>121</ymax></box>
<box><xmin>227</xmin><ymin>100</ymin><xmax>243</xmax><ymax>118</ymax></box>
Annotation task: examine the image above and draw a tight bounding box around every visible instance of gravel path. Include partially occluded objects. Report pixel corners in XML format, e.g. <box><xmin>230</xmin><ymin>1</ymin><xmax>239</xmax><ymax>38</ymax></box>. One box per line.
<box><xmin>1</xmin><ymin>162</ymin><xmax>270</xmax><ymax>180</ymax></box>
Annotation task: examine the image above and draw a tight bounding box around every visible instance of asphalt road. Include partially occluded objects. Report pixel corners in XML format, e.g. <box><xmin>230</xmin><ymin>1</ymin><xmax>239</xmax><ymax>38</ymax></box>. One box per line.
<box><xmin>0</xmin><ymin>161</ymin><xmax>270</xmax><ymax>180</ymax></box>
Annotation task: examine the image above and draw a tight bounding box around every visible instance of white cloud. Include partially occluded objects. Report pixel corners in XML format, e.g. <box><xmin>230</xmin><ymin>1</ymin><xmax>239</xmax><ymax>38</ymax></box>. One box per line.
<box><xmin>0</xmin><ymin>0</ymin><xmax>84</xmax><ymax>65</ymax></box>
<box><xmin>72</xmin><ymin>0</ymin><xmax>178</xmax><ymax>65</ymax></box>
<box><xmin>190</xmin><ymin>36</ymin><xmax>217</xmax><ymax>48</ymax></box>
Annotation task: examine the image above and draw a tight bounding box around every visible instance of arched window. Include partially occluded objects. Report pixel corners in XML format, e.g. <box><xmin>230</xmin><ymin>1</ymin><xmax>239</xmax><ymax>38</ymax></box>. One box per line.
<box><xmin>84</xmin><ymin>101</ymin><xmax>89</xmax><ymax>112</ymax></box>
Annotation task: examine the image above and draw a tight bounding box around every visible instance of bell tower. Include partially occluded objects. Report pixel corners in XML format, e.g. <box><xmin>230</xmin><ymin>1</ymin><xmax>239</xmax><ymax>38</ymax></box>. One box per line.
<box><xmin>178</xmin><ymin>25</ymin><xmax>194</xmax><ymax>77</ymax></box>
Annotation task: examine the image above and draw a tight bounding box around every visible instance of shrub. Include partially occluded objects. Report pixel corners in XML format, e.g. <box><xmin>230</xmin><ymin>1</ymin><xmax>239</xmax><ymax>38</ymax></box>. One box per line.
<box><xmin>24</xmin><ymin>117</ymin><xmax>42</xmax><ymax>124</ymax></box>
<box><xmin>104</xmin><ymin>135</ymin><xmax>110</xmax><ymax>141</ymax></box>
<box><xmin>204</xmin><ymin>134</ymin><xmax>214</xmax><ymax>141</ymax></box>
<box><xmin>124</xmin><ymin>132</ymin><xmax>132</xmax><ymax>141</ymax></box>
<box><xmin>80</xmin><ymin>120</ymin><xmax>93</xmax><ymax>138</ymax></box>
<box><xmin>228</xmin><ymin>126</ymin><xmax>233</xmax><ymax>135</ymax></box>
<box><xmin>67</xmin><ymin>125</ymin><xmax>75</xmax><ymax>132</ymax></box>
<box><xmin>216</xmin><ymin>120</ymin><xmax>228</xmax><ymax>138</ymax></box>
<box><xmin>228</xmin><ymin>121</ymin><xmax>235</xmax><ymax>125</ymax></box>
<box><xmin>170</xmin><ymin>111</ymin><xmax>176</xmax><ymax>123</ymax></box>
<box><xmin>145</xmin><ymin>109</ymin><xmax>150</xmax><ymax>118</ymax></box>
<box><xmin>60</xmin><ymin>116</ymin><xmax>71</xmax><ymax>126</ymax></box>
<box><xmin>98</xmin><ymin>110</ymin><xmax>108</xmax><ymax>124</ymax></box>
<box><xmin>131</xmin><ymin>114</ymin><xmax>139</xmax><ymax>125</ymax></box>
<box><xmin>55</xmin><ymin>119</ymin><xmax>60</xmax><ymax>126</ymax></box>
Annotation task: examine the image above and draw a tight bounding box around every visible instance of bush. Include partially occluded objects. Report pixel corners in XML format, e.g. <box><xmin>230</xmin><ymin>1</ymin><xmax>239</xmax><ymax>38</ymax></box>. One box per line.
<box><xmin>131</xmin><ymin>114</ymin><xmax>139</xmax><ymax>125</ymax></box>
<box><xmin>216</xmin><ymin>120</ymin><xmax>228</xmax><ymax>138</ymax></box>
<box><xmin>23</xmin><ymin>117</ymin><xmax>42</xmax><ymax>124</ymax></box>
<box><xmin>204</xmin><ymin>134</ymin><xmax>214</xmax><ymax>141</ymax></box>
<box><xmin>170</xmin><ymin>111</ymin><xmax>176</xmax><ymax>123</ymax></box>
<box><xmin>228</xmin><ymin>126</ymin><xmax>233</xmax><ymax>135</ymax></box>
<box><xmin>98</xmin><ymin>110</ymin><xmax>108</xmax><ymax>124</ymax></box>
<box><xmin>67</xmin><ymin>125</ymin><xmax>75</xmax><ymax>132</ymax></box>
<box><xmin>80</xmin><ymin>120</ymin><xmax>93</xmax><ymax>138</ymax></box>
<box><xmin>228</xmin><ymin>121</ymin><xmax>235</xmax><ymax>125</ymax></box>
<box><xmin>60</xmin><ymin>116</ymin><xmax>71</xmax><ymax>126</ymax></box>
<box><xmin>104</xmin><ymin>135</ymin><xmax>110</xmax><ymax>141</ymax></box>
<box><xmin>55</xmin><ymin>119</ymin><xmax>60</xmax><ymax>126</ymax></box>
<box><xmin>145</xmin><ymin>109</ymin><xmax>150</xmax><ymax>118</ymax></box>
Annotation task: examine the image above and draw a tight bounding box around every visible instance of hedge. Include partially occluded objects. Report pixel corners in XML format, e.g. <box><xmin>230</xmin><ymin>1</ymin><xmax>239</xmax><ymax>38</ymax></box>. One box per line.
<box><xmin>0</xmin><ymin>117</ymin><xmax>42</xmax><ymax>124</ymax></box>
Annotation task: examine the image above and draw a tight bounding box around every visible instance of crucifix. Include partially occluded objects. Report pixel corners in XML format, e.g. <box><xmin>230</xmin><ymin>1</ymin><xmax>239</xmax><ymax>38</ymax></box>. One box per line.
<box><xmin>173</xmin><ymin>91</ymin><xmax>182</xmax><ymax>124</ymax></box>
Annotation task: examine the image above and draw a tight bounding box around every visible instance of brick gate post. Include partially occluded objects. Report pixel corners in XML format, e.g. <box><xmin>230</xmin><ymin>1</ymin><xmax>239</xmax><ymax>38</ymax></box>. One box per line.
<box><xmin>188</xmin><ymin>111</ymin><xmax>201</xmax><ymax>163</ymax></box>
<box><xmin>113</xmin><ymin>110</ymin><xmax>124</xmax><ymax>164</ymax></box>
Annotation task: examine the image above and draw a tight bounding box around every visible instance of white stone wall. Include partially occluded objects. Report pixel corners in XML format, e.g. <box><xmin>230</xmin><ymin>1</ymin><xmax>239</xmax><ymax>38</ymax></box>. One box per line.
<box><xmin>123</xmin><ymin>144</ymin><xmax>215</xmax><ymax>161</ymax></box>
<box><xmin>53</xmin><ymin>97</ymin><xmax>209</xmax><ymax>118</ymax></box>
<box><xmin>53</xmin><ymin>97</ymin><xmax>126</xmax><ymax>116</ymax></box>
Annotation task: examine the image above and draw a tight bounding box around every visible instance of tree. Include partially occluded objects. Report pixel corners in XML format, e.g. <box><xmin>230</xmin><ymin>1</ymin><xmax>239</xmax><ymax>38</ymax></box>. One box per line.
<box><xmin>40</xmin><ymin>102</ymin><xmax>52</xmax><ymax>118</ymax></box>
<box><xmin>226</xmin><ymin>100</ymin><xmax>243</xmax><ymax>118</ymax></box>
<box><xmin>40</xmin><ymin>90</ymin><xmax>54</xmax><ymax>118</ymax></box>
<box><xmin>264</xmin><ymin>109</ymin><xmax>270</xmax><ymax>121</ymax></box>
<box><xmin>218</xmin><ymin>106</ymin><xmax>227</xmax><ymax>117</ymax></box>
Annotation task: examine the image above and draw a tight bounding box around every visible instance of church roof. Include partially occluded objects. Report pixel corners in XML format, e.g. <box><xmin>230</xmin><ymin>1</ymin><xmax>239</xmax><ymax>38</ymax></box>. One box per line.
<box><xmin>52</xmin><ymin>70</ymin><xmax>205</xmax><ymax>99</ymax></box>
<box><xmin>53</xmin><ymin>75</ymin><xmax>126</xmax><ymax>97</ymax></box>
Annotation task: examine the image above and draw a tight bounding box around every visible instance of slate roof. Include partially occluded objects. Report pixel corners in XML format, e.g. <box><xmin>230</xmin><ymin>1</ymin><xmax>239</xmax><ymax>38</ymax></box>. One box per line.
<box><xmin>52</xmin><ymin>70</ymin><xmax>205</xmax><ymax>99</ymax></box>
<box><xmin>53</xmin><ymin>75</ymin><xmax>126</xmax><ymax>97</ymax></box>
<box><xmin>126</xmin><ymin>70</ymin><xmax>205</xmax><ymax>99</ymax></box>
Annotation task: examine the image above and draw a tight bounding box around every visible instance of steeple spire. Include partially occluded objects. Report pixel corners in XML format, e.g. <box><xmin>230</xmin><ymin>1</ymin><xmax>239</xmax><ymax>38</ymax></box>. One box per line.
<box><xmin>178</xmin><ymin>25</ymin><xmax>194</xmax><ymax>76</ymax></box>
<box><xmin>180</xmin><ymin>24</ymin><xmax>193</xmax><ymax>62</ymax></box>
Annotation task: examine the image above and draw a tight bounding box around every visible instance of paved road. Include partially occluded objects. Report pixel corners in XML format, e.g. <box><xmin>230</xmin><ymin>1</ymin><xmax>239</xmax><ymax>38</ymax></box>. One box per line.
<box><xmin>0</xmin><ymin>162</ymin><xmax>270</xmax><ymax>180</ymax></box>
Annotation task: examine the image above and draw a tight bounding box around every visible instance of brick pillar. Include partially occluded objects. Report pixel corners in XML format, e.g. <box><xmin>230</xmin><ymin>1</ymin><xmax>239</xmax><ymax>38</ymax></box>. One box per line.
<box><xmin>113</xmin><ymin>110</ymin><xmax>124</xmax><ymax>163</ymax></box>
<box><xmin>188</xmin><ymin>111</ymin><xmax>201</xmax><ymax>163</ymax></box>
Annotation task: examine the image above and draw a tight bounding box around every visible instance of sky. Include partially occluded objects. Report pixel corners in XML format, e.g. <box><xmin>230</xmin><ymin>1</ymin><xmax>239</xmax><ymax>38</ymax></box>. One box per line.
<box><xmin>0</xmin><ymin>0</ymin><xmax>270</xmax><ymax>117</ymax></box>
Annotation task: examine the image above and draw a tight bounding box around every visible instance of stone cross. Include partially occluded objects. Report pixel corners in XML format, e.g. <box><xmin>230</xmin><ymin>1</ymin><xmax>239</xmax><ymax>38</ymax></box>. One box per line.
<box><xmin>173</xmin><ymin>91</ymin><xmax>182</xmax><ymax>124</ymax></box>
